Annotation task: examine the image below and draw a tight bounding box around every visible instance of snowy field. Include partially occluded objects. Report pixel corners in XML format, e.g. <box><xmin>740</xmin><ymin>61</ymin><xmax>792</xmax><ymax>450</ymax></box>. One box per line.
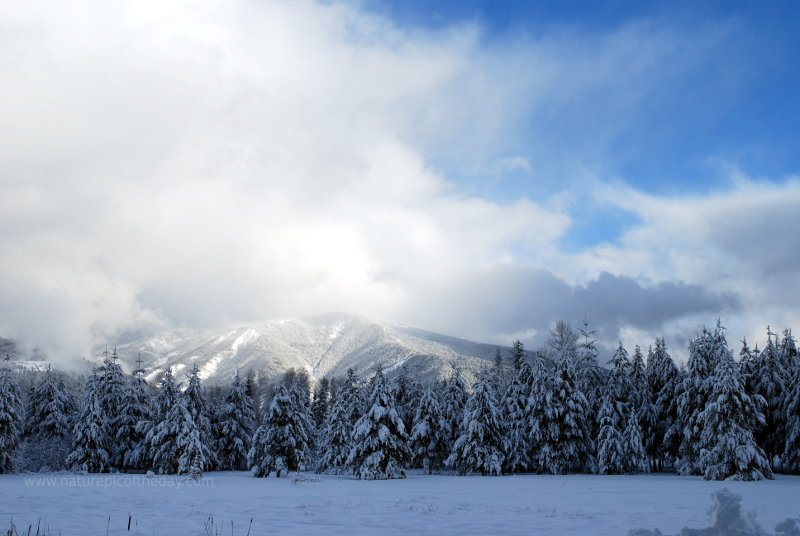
<box><xmin>2</xmin><ymin>471</ymin><xmax>799</xmax><ymax>535</ymax></box>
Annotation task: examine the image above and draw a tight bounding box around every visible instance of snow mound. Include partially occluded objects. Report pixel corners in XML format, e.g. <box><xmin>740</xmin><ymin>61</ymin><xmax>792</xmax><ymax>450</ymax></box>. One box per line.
<box><xmin>629</xmin><ymin>489</ymin><xmax>800</xmax><ymax>536</ymax></box>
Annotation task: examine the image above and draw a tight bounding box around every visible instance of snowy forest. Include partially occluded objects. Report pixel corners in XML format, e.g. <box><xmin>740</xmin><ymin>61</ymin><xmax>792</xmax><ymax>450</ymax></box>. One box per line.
<box><xmin>1</xmin><ymin>321</ymin><xmax>799</xmax><ymax>483</ymax></box>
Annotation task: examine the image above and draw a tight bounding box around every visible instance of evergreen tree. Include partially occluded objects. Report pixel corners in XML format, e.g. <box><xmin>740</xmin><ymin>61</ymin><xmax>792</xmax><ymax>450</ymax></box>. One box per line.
<box><xmin>132</xmin><ymin>367</ymin><xmax>178</xmax><ymax>470</ymax></box>
<box><xmin>98</xmin><ymin>348</ymin><xmax>126</xmax><ymax>436</ymax></box>
<box><xmin>316</xmin><ymin>369</ymin><xmax>364</xmax><ymax>474</ymax></box>
<box><xmin>409</xmin><ymin>387</ymin><xmax>448</xmax><ymax>474</ymax></box>
<box><xmin>502</xmin><ymin>360</ymin><xmax>533</xmax><ymax>473</ymax></box>
<box><xmin>66</xmin><ymin>369</ymin><xmax>110</xmax><ymax>473</ymax></box>
<box><xmin>311</xmin><ymin>377</ymin><xmax>331</xmax><ymax>429</ymax></box>
<box><xmin>249</xmin><ymin>380</ymin><xmax>313</xmax><ymax>477</ymax></box>
<box><xmin>440</xmin><ymin>364</ymin><xmax>467</xmax><ymax>450</ymax></box>
<box><xmin>215</xmin><ymin>370</ymin><xmax>256</xmax><ymax>471</ymax></box>
<box><xmin>347</xmin><ymin>368</ymin><xmax>410</xmax><ymax>479</ymax></box>
<box><xmin>116</xmin><ymin>369</ymin><xmax>152</xmax><ymax>471</ymax></box>
<box><xmin>21</xmin><ymin>367</ymin><xmax>76</xmax><ymax>471</ymax></box>
<box><xmin>526</xmin><ymin>353</ymin><xmax>552</xmax><ymax>473</ymax></box>
<box><xmin>510</xmin><ymin>340</ymin><xmax>526</xmax><ymax>371</ymax></box>
<box><xmin>536</xmin><ymin>359</ymin><xmax>592</xmax><ymax>474</ymax></box>
<box><xmin>0</xmin><ymin>369</ymin><xmax>23</xmax><ymax>473</ymax></box>
<box><xmin>576</xmin><ymin>320</ymin><xmax>605</xmax><ymax>442</ymax></box>
<box><xmin>150</xmin><ymin>395</ymin><xmax>212</xmax><ymax>475</ymax></box>
<box><xmin>394</xmin><ymin>366</ymin><xmax>422</xmax><ymax>432</ymax></box>
<box><xmin>645</xmin><ymin>338</ymin><xmax>679</xmax><ymax>471</ymax></box>
<box><xmin>595</xmin><ymin>392</ymin><xmax>626</xmax><ymax>474</ymax></box>
<box><xmin>751</xmin><ymin>327</ymin><xmax>788</xmax><ymax>467</ymax></box>
<box><xmin>183</xmin><ymin>363</ymin><xmax>217</xmax><ymax>469</ymax></box>
<box><xmin>623</xmin><ymin>408</ymin><xmax>648</xmax><ymax>474</ymax></box>
<box><xmin>784</xmin><ymin>362</ymin><xmax>800</xmax><ymax>474</ymax></box>
<box><xmin>676</xmin><ymin>326</ymin><xmax>719</xmax><ymax>475</ymax></box>
<box><xmin>697</xmin><ymin>352</ymin><xmax>773</xmax><ymax>481</ymax></box>
<box><xmin>447</xmin><ymin>369</ymin><xmax>506</xmax><ymax>476</ymax></box>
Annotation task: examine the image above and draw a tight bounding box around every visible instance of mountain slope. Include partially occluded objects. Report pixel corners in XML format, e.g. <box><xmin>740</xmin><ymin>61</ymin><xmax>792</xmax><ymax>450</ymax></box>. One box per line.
<box><xmin>115</xmin><ymin>313</ymin><xmax>517</xmax><ymax>386</ymax></box>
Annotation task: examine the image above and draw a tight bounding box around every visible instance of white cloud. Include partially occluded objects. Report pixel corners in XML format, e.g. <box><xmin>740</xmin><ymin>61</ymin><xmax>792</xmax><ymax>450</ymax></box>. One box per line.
<box><xmin>0</xmin><ymin>0</ymin><xmax>785</xmax><ymax>364</ymax></box>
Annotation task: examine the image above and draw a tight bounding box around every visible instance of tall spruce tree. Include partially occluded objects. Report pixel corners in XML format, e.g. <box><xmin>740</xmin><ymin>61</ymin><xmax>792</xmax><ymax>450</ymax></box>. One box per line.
<box><xmin>676</xmin><ymin>326</ymin><xmax>719</xmax><ymax>475</ymax></box>
<box><xmin>751</xmin><ymin>327</ymin><xmax>788</xmax><ymax>468</ymax></box>
<box><xmin>21</xmin><ymin>367</ymin><xmax>76</xmax><ymax>471</ymax></box>
<box><xmin>116</xmin><ymin>368</ymin><xmax>152</xmax><ymax>471</ymax></box>
<box><xmin>536</xmin><ymin>358</ymin><xmax>592</xmax><ymax>474</ymax></box>
<box><xmin>409</xmin><ymin>387</ymin><xmax>449</xmax><ymax>474</ymax></box>
<box><xmin>316</xmin><ymin>369</ymin><xmax>364</xmax><ymax>474</ymax></box>
<box><xmin>132</xmin><ymin>367</ymin><xmax>178</xmax><ymax>470</ymax></box>
<box><xmin>66</xmin><ymin>369</ymin><xmax>111</xmax><ymax>473</ymax></box>
<box><xmin>183</xmin><ymin>363</ymin><xmax>217</xmax><ymax>469</ymax></box>
<box><xmin>595</xmin><ymin>392</ymin><xmax>626</xmax><ymax>474</ymax></box>
<box><xmin>311</xmin><ymin>377</ymin><xmax>331</xmax><ymax>429</ymax></box>
<box><xmin>526</xmin><ymin>353</ymin><xmax>552</xmax><ymax>473</ymax></box>
<box><xmin>0</xmin><ymin>369</ymin><xmax>23</xmax><ymax>473</ymax></box>
<box><xmin>784</xmin><ymin>362</ymin><xmax>800</xmax><ymax>473</ymax></box>
<box><xmin>502</xmin><ymin>359</ymin><xmax>534</xmax><ymax>473</ymax></box>
<box><xmin>440</xmin><ymin>364</ymin><xmax>468</xmax><ymax>451</ymax></box>
<box><xmin>150</xmin><ymin>395</ymin><xmax>212</xmax><ymax>475</ymax></box>
<box><xmin>447</xmin><ymin>369</ymin><xmax>506</xmax><ymax>476</ymax></box>
<box><xmin>645</xmin><ymin>338</ymin><xmax>679</xmax><ymax>471</ymax></box>
<box><xmin>697</xmin><ymin>349</ymin><xmax>773</xmax><ymax>481</ymax></box>
<box><xmin>347</xmin><ymin>368</ymin><xmax>410</xmax><ymax>479</ymax></box>
<box><xmin>215</xmin><ymin>370</ymin><xmax>256</xmax><ymax>471</ymax></box>
<box><xmin>249</xmin><ymin>380</ymin><xmax>313</xmax><ymax>477</ymax></box>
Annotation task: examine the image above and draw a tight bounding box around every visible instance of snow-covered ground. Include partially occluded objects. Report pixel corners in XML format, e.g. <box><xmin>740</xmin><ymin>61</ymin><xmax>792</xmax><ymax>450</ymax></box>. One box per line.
<box><xmin>1</xmin><ymin>471</ymin><xmax>798</xmax><ymax>535</ymax></box>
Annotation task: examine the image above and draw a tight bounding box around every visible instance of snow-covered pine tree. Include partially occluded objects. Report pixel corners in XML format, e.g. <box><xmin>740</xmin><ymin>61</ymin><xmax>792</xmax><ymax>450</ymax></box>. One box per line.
<box><xmin>536</xmin><ymin>358</ymin><xmax>592</xmax><ymax>474</ymax></box>
<box><xmin>623</xmin><ymin>407</ymin><xmax>648</xmax><ymax>474</ymax></box>
<box><xmin>446</xmin><ymin>369</ymin><xmax>506</xmax><ymax>476</ymax></box>
<box><xmin>0</xmin><ymin>369</ymin><xmax>23</xmax><ymax>473</ymax></box>
<box><xmin>150</xmin><ymin>394</ymin><xmax>213</xmax><ymax>475</ymax></box>
<box><xmin>311</xmin><ymin>377</ymin><xmax>331</xmax><ymax>429</ymax></box>
<box><xmin>183</xmin><ymin>363</ymin><xmax>217</xmax><ymax>469</ymax></box>
<box><xmin>697</xmin><ymin>347</ymin><xmax>773</xmax><ymax>481</ymax></box>
<box><xmin>215</xmin><ymin>370</ymin><xmax>256</xmax><ymax>471</ymax></box>
<box><xmin>784</xmin><ymin>359</ymin><xmax>800</xmax><ymax>473</ymax></box>
<box><xmin>347</xmin><ymin>367</ymin><xmax>410</xmax><ymax>479</ymax></box>
<box><xmin>576</xmin><ymin>320</ymin><xmax>605</xmax><ymax>441</ymax></box>
<box><xmin>676</xmin><ymin>326</ymin><xmax>720</xmax><ymax>475</ymax></box>
<box><xmin>645</xmin><ymin>338</ymin><xmax>679</xmax><ymax>471</ymax></box>
<box><xmin>248</xmin><ymin>380</ymin><xmax>314</xmax><ymax>477</ymax></box>
<box><xmin>177</xmin><ymin>409</ymin><xmax>213</xmax><ymax>477</ymax></box>
<box><xmin>394</xmin><ymin>366</ymin><xmax>422</xmax><ymax>433</ymax></box>
<box><xmin>440</xmin><ymin>364</ymin><xmax>467</xmax><ymax>451</ymax></box>
<box><xmin>595</xmin><ymin>392</ymin><xmax>626</xmax><ymax>474</ymax></box>
<box><xmin>751</xmin><ymin>327</ymin><xmax>789</xmax><ymax>468</ymax></box>
<box><xmin>607</xmin><ymin>342</ymin><xmax>632</xmax><ymax>405</ymax></box>
<box><xmin>502</xmin><ymin>359</ymin><xmax>534</xmax><ymax>473</ymax></box>
<box><xmin>98</xmin><ymin>347</ymin><xmax>126</xmax><ymax>432</ymax></box>
<box><xmin>526</xmin><ymin>353</ymin><xmax>552</xmax><ymax>473</ymax></box>
<box><xmin>115</xmin><ymin>368</ymin><xmax>152</xmax><ymax>471</ymax></box>
<box><xmin>21</xmin><ymin>367</ymin><xmax>76</xmax><ymax>471</ymax></box>
<box><xmin>66</xmin><ymin>369</ymin><xmax>111</xmax><ymax>473</ymax></box>
<box><xmin>315</xmin><ymin>369</ymin><xmax>364</xmax><ymax>474</ymax></box>
<box><xmin>510</xmin><ymin>340</ymin><xmax>526</xmax><ymax>371</ymax></box>
<box><xmin>739</xmin><ymin>337</ymin><xmax>757</xmax><ymax>387</ymax></box>
<box><xmin>409</xmin><ymin>387</ymin><xmax>448</xmax><ymax>474</ymax></box>
<box><xmin>131</xmin><ymin>367</ymin><xmax>179</xmax><ymax>471</ymax></box>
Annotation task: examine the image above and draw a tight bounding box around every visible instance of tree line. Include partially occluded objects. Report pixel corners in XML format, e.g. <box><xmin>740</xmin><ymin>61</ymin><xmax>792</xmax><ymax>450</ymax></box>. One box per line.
<box><xmin>0</xmin><ymin>320</ymin><xmax>798</xmax><ymax>481</ymax></box>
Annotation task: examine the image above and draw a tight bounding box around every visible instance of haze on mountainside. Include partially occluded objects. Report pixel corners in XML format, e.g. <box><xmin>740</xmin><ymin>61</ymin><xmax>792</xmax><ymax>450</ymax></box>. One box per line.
<box><xmin>1</xmin><ymin>0</ymin><xmax>799</xmax><ymax>368</ymax></box>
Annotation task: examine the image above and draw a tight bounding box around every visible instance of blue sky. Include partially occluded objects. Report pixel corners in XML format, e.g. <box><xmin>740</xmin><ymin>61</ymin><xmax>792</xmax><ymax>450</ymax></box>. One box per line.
<box><xmin>2</xmin><ymin>0</ymin><xmax>800</xmax><ymax>362</ymax></box>
<box><xmin>364</xmin><ymin>0</ymin><xmax>800</xmax><ymax>249</ymax></box>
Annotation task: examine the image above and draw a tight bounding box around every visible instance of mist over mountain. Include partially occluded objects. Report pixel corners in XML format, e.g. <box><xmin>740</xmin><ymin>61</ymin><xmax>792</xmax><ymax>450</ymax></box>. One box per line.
<box><xmin>108</xmin><ymin>313</ymin><xmax>524</xmax><ymax>386</ymax></box>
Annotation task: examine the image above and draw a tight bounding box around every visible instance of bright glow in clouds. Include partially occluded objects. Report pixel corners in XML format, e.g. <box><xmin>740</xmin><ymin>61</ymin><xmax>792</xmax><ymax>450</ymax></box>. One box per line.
<box><xmin>0</xmin><ymin>0</ymin><xmax>795</xmax><ymax>363</ymax></box>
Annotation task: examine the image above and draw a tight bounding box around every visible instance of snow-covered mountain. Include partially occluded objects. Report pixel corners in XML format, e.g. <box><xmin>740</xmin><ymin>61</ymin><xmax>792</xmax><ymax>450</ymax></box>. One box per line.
<box><xmin>114</xmin><ymin>313</ymin><xmax>518</xmax><ymax>386</ymax></box>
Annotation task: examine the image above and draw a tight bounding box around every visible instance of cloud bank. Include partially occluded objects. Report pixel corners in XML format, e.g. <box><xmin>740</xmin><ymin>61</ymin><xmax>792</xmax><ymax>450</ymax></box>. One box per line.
<box><xmin>0</xmin><ymin>0</ymin><xmax>795</xmax><ymax>363</ymax></box>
